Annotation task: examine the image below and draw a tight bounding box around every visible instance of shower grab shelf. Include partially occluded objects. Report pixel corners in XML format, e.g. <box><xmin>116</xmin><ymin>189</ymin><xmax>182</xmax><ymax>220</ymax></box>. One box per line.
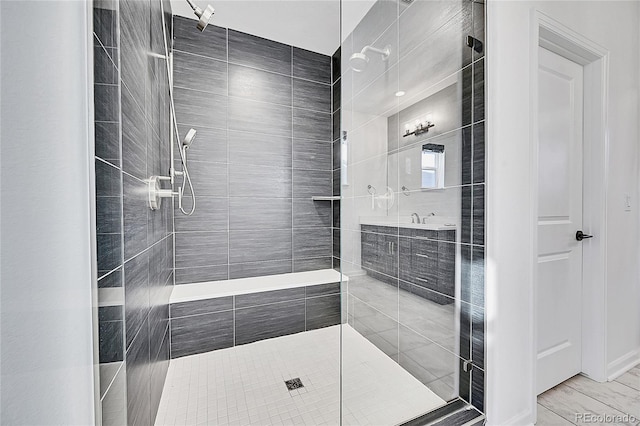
<box><xmin>311</xmin><ymin>196</ymin><xmax>340</xmax><ymax>201</ymax></box>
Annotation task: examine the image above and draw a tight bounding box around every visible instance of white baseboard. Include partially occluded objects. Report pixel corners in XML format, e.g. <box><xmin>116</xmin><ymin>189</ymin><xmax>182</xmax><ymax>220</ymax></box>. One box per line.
<box><xmin>486</xmin><ymin>410</ymin><xmax>534</xmax><ymax>426</ymax></box>
<box><xmin>607</xmin><ymin>348</ymin><xmax>640</xmax><ymax>381</ymax></box>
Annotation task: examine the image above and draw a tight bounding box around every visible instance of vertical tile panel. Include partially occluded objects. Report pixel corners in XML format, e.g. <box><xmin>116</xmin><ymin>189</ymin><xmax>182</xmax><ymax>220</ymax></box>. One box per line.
<box><xmin>228</xmin><ymin>97</ymin><xmax>292</xmax><ymax>138</ymax></box>
<box><xmin>123</xmin><ymin>251</ymin><xmax>149</xmax><ymax>349</ymax></box>
<box><xmin>471</xmin><ymin>246</ymin><xmax>485</xmax><ymax>307</ymax></box>
<box><xmin>294</xmin><ymin>257</ymin><xmax>333</xmax><ymax>272</ymax></box>
<box><xmin>228</xmin><ymin>64</ymin><xmax>292</xmax><ymax>106</ymax></box>
<box><xmin>235</xmin><ymin>301</ymin><xmax>305</xmax><ymax>345</ymax></box>
<box><xmin>177</xmin><ymin>125</ymin><xmax>228</xmax><ymax>164</ymax></box>
<box><xmin>331</xmin><ymin>47</ymin><xmax>341</xmax><ymax>84</ymax></box>
<box><xmin>228</xmin><ymin>130</ymin><xmax>292</xmax><ymax>168</ymax></box>
<box><xmin>174</xmin><ymin>231</ymin><xmax>228</xmax><ymax>268</ymax></box>
<box><xmin>471</xmin><ymin>305</ymin><xmax>485</xmax><ymax>369</ymax></box>
<box><xmin>96</xmin><ymin>160</ymin><xmax>122</xmax><ymax>275</ymax></box>
<box><xmin>471</xmin><ymin>368</ymin><xmax>485</xmax><ymax>412</ymax></box>
<box><xmin>473</xmin><ymin>184</ymin><xmax>485</xmax><ymax>246</ymax></box>
<box><xmin>123</xmin><ymin>174</ymin><xmax>148</xmax><ymax>259</ymax></box>
<box><xmin>293</xmin><ymin>47</ymin><xmax>331</xmax><ymax>84</ymax></box>
<box><xmin>170</xmin><ymin>311</ymin><xmax>234</xmax><ymax>357</ymax></box>
<box><xmin>125</xmin><ymin>316</ymin><xmax>150</xmax><ymax>426</ymax></box>
<box><xmin>95</xmin><ymin>121</ymin><xmax>121</xmax><ymax>167</ymax></box>
<box><xmin>121</xmin><ymin>87</ymin><xmax>147</xmax><ymax>180</ymax></box>
<box><xmin>228</xmin><ymin>260</ymin><xmax>292</xmax><ymax>279</ymax></box>
<box><xmin>473</xmin><ymin>121</ymin><xmax>485</xmax><ymax>184</ymax></box>
<box><xmin>229</xmin><ymin>230</ymin><xmax>292</xmax><ymax>263</ymax></box>
<box><xmin>293</xmin><ymin>78</ymin><xmax>331</xmax><ymax>113</ymax></box>
<box><xmin>228</xmin><ymin>29</ymin><xmax>292</xmax><ymax>75</ymax></box>
<box><xmin>293</xmin><ymin>169</ymin><xmax>332</xmax><ymax>198</ymax></box>
<box><xmin>292</xmin><ymin>139</ymin><xmax>332</xmax><ymax>171</ymax></box>
<box><xmin>292</xmin><ymin>199</ymin><xmax>332</xmax><ymax>228</ymax></box>
<box><xmin>229</xmin><ymin>197</ymin><xmax>292</xmax><ymax>230</ymax></box>
<box><xmin>293</xmin><ymin>108</ymin><xmax>332</xmax><ymax>141</ymax></box>
<box><xmin>473</xmin><ymin>59</ymin><xmax>485</xmax><ymax>123</ymax></box>
<box><xmin>306</xmin><ymin>294</ymin><xmax>341</xmax><ymax>330</ymax></box>
<box><xmin>173</xmin><ymin>50</ymin><xmax>227</xmax><ymax>95</ymax></box>
<box><xmin>293</xmin><ymin>227</ymin><xmax>332</xmax><ymax>259</ymax></box>
<box><xmin>173</xmin><ymin>16</ymin><xmax>227</xmax><ymax>60</ymax></box>
<box><xmin>174</xmin><ymin>87</ymin><xmax>228</xmax><ymax>130</ymax></box>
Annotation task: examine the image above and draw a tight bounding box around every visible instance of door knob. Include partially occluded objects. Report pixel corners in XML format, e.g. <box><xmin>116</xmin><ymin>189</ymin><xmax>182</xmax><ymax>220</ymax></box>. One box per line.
<box><xmin>576</xmin><ymin>231</ymin><xmax>593</xmax><ymax>241</ymax></box>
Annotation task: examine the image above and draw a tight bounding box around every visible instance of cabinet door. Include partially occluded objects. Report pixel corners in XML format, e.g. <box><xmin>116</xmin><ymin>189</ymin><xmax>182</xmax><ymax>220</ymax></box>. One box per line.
<box><xmin>437</xmin><ymin>240</ymin><xmax>456</xmax><ymax>298</ymax></box>
<box><xmin>378</xmin><ymin>233</ymin><xmax>399</xmax><ymax>279</ymax></box>
<box><xmin>360</xmin><ymin>229</ymin><xmax>378</xmax><ymax>272</ymax></box>
<box><xmin>410</xmin><ymin>238</ymin><xmax>439</xmax><ymax>292</ymax></box>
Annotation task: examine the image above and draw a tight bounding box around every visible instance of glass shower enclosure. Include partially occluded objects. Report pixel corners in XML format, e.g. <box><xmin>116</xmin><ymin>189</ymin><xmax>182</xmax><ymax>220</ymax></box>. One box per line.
<box><xmin>92</xmin><ymin>0</ymin><xmax>485</xmax><ymax>423</ymax></box>
<box><xmin>338</xmin><ymin>0</ymin><xmax>486</xmax><ymax>423</ymax></box>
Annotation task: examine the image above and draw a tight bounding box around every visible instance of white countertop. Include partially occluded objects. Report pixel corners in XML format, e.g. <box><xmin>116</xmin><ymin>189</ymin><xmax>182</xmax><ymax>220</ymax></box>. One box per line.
<box><xmin>359</xmin><ymin>216</ymin><xmax>457</xmax><ymax>231</ymax></box>
<box><xmin>170</xmin><ymin>269</ymin><xmax>348</xmax><ymax>304</ymax></box>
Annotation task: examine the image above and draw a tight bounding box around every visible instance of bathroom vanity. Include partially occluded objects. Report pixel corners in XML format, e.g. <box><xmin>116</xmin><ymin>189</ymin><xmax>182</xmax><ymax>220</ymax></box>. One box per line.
<box><xmin>360</xmin><ymin>219</ymin><xmax>456</xmax><ymax>304</ymax></box>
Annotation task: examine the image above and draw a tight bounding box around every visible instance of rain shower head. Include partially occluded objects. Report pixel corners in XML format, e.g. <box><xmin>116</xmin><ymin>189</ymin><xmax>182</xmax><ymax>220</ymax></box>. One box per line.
<box><xmin>182</xmin><ymin>128</ymin><xmax>197</xmax><ymax>149</ymax></box>
<box><xmin>349</xmin><ymin>45</ymin><xmax>391</xmax><ymax>72</ymax></box>
<box><xmin>185</xmin><ymin>0</ymin><xmax>215</xmax><ymax>31</ymax></box>
<box><xmin>349</xmin><ymin>53</ymin><xmax>369</xmax><ymax>73</ymax></box>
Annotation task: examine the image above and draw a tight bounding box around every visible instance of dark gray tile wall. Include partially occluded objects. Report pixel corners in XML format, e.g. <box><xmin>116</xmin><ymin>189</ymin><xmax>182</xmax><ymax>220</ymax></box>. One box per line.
<box><xmin>93</xmin><ymin>1</ymin><xmax>173</xmax><ymax>425</ymax></box>
<box><xmin>169</xmin><ymin>283</ymin><xmax>341</xmax><ymax>358</ymax></box>
<box><xmin>331</xmin><ymin>47</ymin><xmax>341</xmax><ymax>269</ymax></box>
<box><xmin>172</xmin><ymin>17</ymin><xmax>333</xmax><ymax>283</ymax></box>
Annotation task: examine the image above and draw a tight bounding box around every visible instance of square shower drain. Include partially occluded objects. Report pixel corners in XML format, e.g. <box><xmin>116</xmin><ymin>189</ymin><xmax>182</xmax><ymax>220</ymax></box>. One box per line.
<box><xmin>284</xmin><ymin>378</ymin><xmax>304</xmax><ymax>391</ymax></box>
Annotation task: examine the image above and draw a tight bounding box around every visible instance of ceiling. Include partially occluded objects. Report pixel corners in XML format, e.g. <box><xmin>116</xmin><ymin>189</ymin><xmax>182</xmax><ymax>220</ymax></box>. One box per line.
<box><xmin>169</xmin><ymin>0</ymin><xmax>375</xmax><ymax>56</ymax></box>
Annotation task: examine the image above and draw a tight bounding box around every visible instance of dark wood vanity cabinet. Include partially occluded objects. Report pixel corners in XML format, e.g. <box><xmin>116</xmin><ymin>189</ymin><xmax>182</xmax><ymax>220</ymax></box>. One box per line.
<box><xmin>361</xmin><ymin>226</ymin><xmax>399</xmax><ymax>279</ymax></box>
<box><xmin>361</xmin><ymin>224</ymin><xmax>455</xmax><ymax>304</ymax></box>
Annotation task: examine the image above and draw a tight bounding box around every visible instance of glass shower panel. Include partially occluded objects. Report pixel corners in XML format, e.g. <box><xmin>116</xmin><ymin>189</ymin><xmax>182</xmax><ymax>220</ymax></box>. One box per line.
<box><xmin>340</xmin><ymin>0</ymin><xmax>486</xmax><ymax>423</ymax></box>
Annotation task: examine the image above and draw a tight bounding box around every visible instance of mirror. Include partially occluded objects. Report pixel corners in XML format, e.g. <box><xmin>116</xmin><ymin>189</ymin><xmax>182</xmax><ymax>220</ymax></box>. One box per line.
<box><xmin>386</xmin><ymin>75</ymin><xmax>465</xmax><ymax>195</ymax></box>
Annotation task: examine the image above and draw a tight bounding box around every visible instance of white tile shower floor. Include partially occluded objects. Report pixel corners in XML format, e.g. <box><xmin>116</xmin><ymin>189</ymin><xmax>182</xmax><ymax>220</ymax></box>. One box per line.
<box><xmin>155</xmin><ymin>325</ymin><xmax>446</xmax><ymax>426</ymax></box>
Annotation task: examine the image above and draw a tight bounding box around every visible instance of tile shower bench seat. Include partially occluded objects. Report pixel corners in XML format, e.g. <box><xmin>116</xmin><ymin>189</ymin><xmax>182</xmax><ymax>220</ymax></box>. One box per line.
<box><xmin>169</xmin><ymin>269</ymin><xmax>347</xmax><ymax>358</ymax></box>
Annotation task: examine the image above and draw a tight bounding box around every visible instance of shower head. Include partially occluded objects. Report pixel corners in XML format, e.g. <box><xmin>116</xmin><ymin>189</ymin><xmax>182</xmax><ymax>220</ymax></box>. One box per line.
<box><xmin>182</xmin><ymin>128</ymin><xmax>197</xmax><ymax>149</ymax></box>
<box><xmin>349</xmin><ymin>45</ymin><xmax>391</xmax><ymax>72</ymax></box>
<box><xmin>349</xmin><ymin>52</ymin><xmax>369</xmax><ymax>72</ymax></box>
<box><xmin>185</xmin><ymin>0</ymin><xmax>215</xmax><ymax>31</ymax></box>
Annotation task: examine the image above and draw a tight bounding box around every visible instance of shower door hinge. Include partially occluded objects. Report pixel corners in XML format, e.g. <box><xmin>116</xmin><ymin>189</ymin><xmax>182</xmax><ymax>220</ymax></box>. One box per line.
<box><xmin>466</xmin><ymin>35</ymin><xmax>483</xmax><ymax>54</ymax></box>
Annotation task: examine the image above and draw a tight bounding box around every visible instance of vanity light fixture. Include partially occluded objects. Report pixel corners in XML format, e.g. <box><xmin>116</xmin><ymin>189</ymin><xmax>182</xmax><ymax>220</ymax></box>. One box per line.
<box><xmin>403</xmin><ymin>116</ymin><xmax>435</xmax><ymax>137</ymax></box>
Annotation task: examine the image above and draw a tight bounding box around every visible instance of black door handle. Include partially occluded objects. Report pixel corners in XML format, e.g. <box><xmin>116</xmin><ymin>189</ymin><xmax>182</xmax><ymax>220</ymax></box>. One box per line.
<box><xmin>576</xmin><ymin>231</ymin><xmax>593</xmax><ymax>241</ymax></box>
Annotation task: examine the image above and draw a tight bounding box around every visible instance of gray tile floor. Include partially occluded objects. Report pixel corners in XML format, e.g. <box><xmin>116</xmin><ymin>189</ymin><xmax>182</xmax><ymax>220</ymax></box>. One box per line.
<box><xmin>537</xmin><ymin>366</ymin><xmax>640</xmax><ymax>425</ymax></box>
<box><xmin>346</xmin><ymin>273</ymin><xmax>459</xmax><ymax>401</ymax></box>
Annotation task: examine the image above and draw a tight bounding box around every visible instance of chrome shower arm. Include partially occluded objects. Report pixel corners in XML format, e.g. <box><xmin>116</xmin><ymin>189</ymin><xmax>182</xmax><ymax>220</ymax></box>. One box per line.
<box><xmin>185</xmin><ymin>0</ymin><xmax>200</xmax><ymax>13</ymax></box>
<box><xmin>361</xmin><ymin>45</ymin><xmax>390</xmax><ymax>60</ymax></box>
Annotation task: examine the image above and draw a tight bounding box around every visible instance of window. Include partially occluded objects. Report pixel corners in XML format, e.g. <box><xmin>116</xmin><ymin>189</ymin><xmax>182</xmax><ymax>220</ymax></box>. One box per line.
<box><xmin>421</xmin><ymin>144</ymin><xmax>445</xmax><ymax>189</ymax></box>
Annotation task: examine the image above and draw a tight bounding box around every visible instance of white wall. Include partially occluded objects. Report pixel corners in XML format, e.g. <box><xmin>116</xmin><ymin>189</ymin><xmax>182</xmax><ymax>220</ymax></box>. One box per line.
<box><xmin>170</xmin><ymin>0</ymin><xmax>375</xmax><ymax>56</ymax></box>
<box><xmin>486</xmin><ymin>1</ymin><xmax>640</xmax><ymax>424</ymax></box>
<box><xmin>170</xmin><ymin>0</ymin><xmax>342</xmax><ymax>55</ymax></box>
<box><xmin>0</xmin><ymin>1</ymin><xmax>96</xmax><ymax>424</ymax></box>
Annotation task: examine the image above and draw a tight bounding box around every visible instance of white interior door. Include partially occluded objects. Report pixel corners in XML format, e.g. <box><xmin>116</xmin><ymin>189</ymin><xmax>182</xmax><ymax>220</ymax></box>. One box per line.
<box><xmin>536</xmin><ymin>46</ymin><xmax>584</xmax><ymax>395</ymax></box>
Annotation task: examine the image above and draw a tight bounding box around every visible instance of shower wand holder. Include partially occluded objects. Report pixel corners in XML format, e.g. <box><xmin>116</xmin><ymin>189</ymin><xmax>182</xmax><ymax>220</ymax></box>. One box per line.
<box><xmin>148</xmin><ymin>175</ymin><xmax>177</xmax><ymax>210</ymax></box>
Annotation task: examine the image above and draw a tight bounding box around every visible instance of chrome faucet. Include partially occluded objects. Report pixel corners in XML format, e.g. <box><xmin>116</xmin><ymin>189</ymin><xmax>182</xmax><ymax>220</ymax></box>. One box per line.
<box><xmin>422</xmin><ymin>212</ymin><xmax>436</xmax><ymax>224</ymax></box>
<box><xmin>411</xmin><ymin>212</ymin><xmax>421</xmax><ymax>223</ymax></box>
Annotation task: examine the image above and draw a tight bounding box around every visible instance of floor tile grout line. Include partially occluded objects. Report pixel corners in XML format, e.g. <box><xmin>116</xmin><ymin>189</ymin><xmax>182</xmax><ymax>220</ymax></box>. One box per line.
<box><xmin>561</xmin><ymin>378</ymin><xmax>639</xmax><ymax>417</ymax></box>
<box><xmin>536</xmin><ymin>400</ymin><xmax>579</xmax><ymax>425</ymax></box>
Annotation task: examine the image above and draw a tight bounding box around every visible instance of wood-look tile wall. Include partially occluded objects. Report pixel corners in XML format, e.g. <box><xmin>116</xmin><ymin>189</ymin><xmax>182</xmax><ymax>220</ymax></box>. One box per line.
<box><xmin>94</xmin><ymin>1</ymin><xmax>173</xmax><ymax>424</ymax></box>
<box><xmin>172</xmin><ymin>17</ymin><xmax>335</xmax><ymax>284</ymax></box>
<box><xmin>169</xmin><ymin>283</ymin><xmax>341</xmax><ymax>358</ymax></box>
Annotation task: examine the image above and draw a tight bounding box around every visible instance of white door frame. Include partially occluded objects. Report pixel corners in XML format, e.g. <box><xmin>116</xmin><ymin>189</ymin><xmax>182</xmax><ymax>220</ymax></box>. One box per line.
<box><xmin>529</xmin><ymin>9</ymin><xmax>610</xmax><ymax>417</ymax></box>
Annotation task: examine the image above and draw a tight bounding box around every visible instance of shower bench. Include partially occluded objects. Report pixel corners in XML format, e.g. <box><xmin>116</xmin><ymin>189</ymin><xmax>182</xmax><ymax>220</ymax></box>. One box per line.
<box><xmin>168</xmin><ymin>269</ymin><xmax>347</xmax><ymax>358</ymax></box>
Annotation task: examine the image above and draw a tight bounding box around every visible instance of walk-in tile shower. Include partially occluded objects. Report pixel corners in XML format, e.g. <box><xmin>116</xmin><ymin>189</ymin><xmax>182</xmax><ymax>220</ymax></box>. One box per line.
<box><xmin>93</xmin><ymin>0</ymin><xmax>486</xmax><ymax>424</ymax></box>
